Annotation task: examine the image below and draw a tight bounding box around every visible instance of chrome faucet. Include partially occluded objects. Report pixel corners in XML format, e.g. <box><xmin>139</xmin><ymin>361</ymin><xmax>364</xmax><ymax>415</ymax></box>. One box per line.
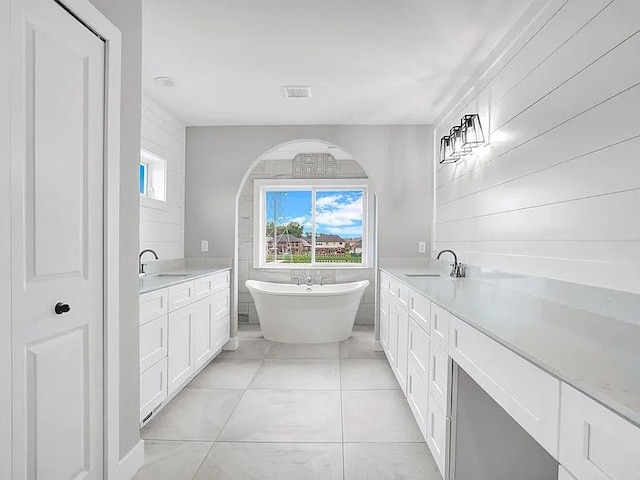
<box><xmin>139</xmin><ymin>249</ymin><xmax>159</xmax><ymax>276</ymax></box>
<box><xmin>306</xmin><ymin>276</ymin><xmax>313</xmax><ymax>286</ymax></box>
<box><xmin>292</xmin><ymin>276</ymin><xmax>301</xmax><ymax>285</ymax></box>
<box><xmin>436</xmin><ymin>249</ymin><xmax>465</xmax><ymax>278</ymax></box>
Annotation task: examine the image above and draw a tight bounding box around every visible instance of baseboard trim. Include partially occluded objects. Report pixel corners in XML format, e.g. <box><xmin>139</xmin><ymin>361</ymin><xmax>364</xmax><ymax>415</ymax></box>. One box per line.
<box><xmin>373</xmin><ymin>340</ymin><xmax>383</xmax><ymax>352</ymax></box>
<box><xmin>117</xmin><ymin>439</ymin><xmax>144</xmax><ymax>480</ymax></box>
<box><xmin>223</xmin><ymin>336</ymin><xmax>239</xmax><ymax>351</ymax></box>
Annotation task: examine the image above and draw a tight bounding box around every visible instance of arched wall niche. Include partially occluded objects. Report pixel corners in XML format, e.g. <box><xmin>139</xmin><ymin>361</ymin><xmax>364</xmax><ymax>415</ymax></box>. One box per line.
<box><xmin>232</xmin><ymin>139</ymin><xmax>378</xmax><ymax>338</ymax></box>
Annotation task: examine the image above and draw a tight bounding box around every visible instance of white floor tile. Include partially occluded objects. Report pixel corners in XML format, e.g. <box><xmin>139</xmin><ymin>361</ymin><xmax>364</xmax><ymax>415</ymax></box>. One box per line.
<box><xmin>193</xmin><ymin>442</ymin><xmax>343</xmax><ymax>480</ymax></box>
<box><xmin>339</xmin><ymin>338</ymin><xmax>386</xmax><ymax>359</ymax></box>
<box><xmin>267</xmin><ymin>342</ymin><xmax>339</xmax><ymax>359</ymax></box>
<box><xmin>218</xmin><ymin>338</ymin><xmax>273</xmax><ymax>359</ymax></box>
<box><xmin>249</xmin><ymin>359</ymin><xmax>340</xmax><ymax>390</ymax></box>
<box><xmin>219</xmin><ymin>389</ymin><xmax>342</xmax><ymax>442</ymax></box>
<box><xmin>141</xmin><ymin>388</ymin><xmax>244</xmax><ymax>441</ymax></box>
<box><xmin>344</xmin><ymin>443</ymin><xmax>440</xmax><ymax>480</ymax></box>
<box><xmin>341</xmin><ymin>359</ymin><xmax>399</xmax><ymax>390</ymax></box>
<box><xmin>190</xmin><ymin>359</ymin><xmax>263</xmax><ymax>389</ymax></box>
<box><xmin>133</xmin><ymin>440</ymin><xmax>212</xmax><ymax>480</ymax></box>
<box><xmin>342</xmin><ymin>390</ymin><xmax>425</xmax><ymax>442</ymax></box>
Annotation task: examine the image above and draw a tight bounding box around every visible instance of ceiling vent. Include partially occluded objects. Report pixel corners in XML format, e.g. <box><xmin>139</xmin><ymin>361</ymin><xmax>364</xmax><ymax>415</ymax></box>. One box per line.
<box><xmin>282</xmin><ymin>85</ymin><xmax>311</xmax><ymax>99</ymax></box>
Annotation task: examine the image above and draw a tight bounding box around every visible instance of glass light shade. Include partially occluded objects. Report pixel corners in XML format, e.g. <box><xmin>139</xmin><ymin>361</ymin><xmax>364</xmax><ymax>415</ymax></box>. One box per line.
<box><xmin>450</xmin><ymin>126</ymin><xmax>471</xmax><ymax>156</ymax></box>
<box><xmin>461</xmin><ymin>114</ymin><xmax>485</xmax><ymax>148</ymax></box>
<box><xmin>439</xmin><ymin>136</ymin><xmax>458</xmax><ymax>164</ymax></box>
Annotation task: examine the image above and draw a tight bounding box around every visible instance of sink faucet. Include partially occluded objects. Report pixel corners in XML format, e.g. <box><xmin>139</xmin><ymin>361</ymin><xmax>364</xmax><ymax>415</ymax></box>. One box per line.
<box><xmin>306</xmin><ymin>276</ymin><xmax>313</xmax><ymax>286</ymax></box>
<box><xmin>436</xmin><ymin>249</ymin><xmax>465</xmax><ymax>278</ymax></box>
<box><xmin>139</xmin><ymin>249</ymin><xmax>159</xmax><ymax>276</ymax></box>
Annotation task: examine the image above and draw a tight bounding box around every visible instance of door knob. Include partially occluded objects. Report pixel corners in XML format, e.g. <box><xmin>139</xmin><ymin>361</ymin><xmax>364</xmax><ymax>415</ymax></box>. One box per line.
<box><xmin>55</xmin><ymin>302</ymin><xmax>71</xmax><ymax>315</ymax></box>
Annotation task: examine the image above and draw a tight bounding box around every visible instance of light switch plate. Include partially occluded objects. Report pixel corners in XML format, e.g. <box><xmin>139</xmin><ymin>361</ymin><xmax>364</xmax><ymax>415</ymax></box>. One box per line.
<box><xmin>418</xmin><ymin>241</ymin><xmax>426</xmax><ymax>254</ymax></box>
<box><xmin>201</xmin><ymin>240</ymin><xmax>209</xmax><ymax>252</ymax></box>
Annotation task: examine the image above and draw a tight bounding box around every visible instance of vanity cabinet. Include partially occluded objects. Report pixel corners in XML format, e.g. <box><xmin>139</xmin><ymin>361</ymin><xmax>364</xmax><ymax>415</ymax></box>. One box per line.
<box><xmin>139</xmin><ymin>269</ymin><xmax>231</xmax><ymax>424</ymax></box>
<box><xmin>379</xmin><ymin>268</ymin><xmax>640</xmax><ymax>480</ymax></box>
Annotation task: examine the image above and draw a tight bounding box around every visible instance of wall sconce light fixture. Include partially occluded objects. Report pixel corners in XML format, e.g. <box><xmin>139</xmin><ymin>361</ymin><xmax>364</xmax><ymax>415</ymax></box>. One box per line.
<box><xmin>439</xmin><ymin>113</ymin><xmax>485</xmax><ymax>164</ymax></box>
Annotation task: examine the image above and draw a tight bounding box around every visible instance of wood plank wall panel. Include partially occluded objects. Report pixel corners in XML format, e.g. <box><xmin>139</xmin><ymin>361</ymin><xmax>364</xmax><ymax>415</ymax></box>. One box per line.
<box><xmin>434</xmin><ymin>0</ymin><xmax>640</xmax><ymax>293</ymax></box>
<box><xmin>140</xmin><ymin>95</ymin><xmax>186</xmax><ymax>259</ymax></box>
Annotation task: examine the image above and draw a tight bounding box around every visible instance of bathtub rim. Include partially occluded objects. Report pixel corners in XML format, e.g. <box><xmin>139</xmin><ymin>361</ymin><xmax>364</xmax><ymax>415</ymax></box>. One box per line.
<box><xmin>245</xmin><ymin>279</ymin><xmax>369</xmax><ymax>297</ymax></box>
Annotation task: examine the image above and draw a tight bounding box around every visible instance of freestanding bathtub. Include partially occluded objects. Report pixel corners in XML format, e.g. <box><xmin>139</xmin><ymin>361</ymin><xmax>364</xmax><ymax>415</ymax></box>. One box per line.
<box><xmin>245</xmin><ymin>279</ymin><xmax>369</xmax><ymax>343</ymax></box>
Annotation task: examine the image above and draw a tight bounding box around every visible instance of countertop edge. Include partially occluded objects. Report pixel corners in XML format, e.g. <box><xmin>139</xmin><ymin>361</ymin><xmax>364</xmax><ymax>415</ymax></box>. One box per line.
<box><xmin>139</xmin><ymin>267</ymin><xmax>231</xmax><ymax>295</ymax></box>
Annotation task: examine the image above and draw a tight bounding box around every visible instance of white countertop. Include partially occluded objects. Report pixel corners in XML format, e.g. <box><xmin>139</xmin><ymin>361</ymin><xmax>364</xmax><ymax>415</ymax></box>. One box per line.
<box><xmin>139</xmin><ymin>264</ymin><xmax>231</xmax><ymax>294</ymax></box>
<box><xmin>381</xmin><ymin>267</ymin><xmax>640</xmax><ymax>428</ymax></box>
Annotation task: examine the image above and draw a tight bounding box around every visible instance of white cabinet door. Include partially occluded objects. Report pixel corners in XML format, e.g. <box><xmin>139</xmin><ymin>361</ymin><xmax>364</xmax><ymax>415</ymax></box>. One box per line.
<box><xmin>140</xmin><ymin>357</ymin><xmax>167</xmax><ymax>423</ymax></box>
<box><xmin>429</xmin><ymin>338</ymin><xmax>449</xmax><ymax>410</ymax></box>
<box><xmin>408</xmin><ymin>317</ymin><xmax>430</xmax><ymax>383</ymax></box>
<box><xmin>427</xmin><ymin>391</ymin><xmax>448</xmax><ymax>477</ymax></box>
<box><xmin>379</xmin><ymin>291</ymin><xmax>390</xmax><ymax>352</ymax></box>
<box><xmin>213</xmin><ymin>314</ymin><xmax>231</xmax><ymax>352</ymax></box>
<box><xmin>396</xmin><ymin>306</ymin><xmax>409</xmax><ymax>393</ymax></box>
<box><xmin>387</xmin><ymin>302</ymin><xmax>398</xmax><ymax>367</ymax></box>
<box><xmin>407</xmin><ymin>358</ymin><xmax>428</xmax><ymax>439</ymax></box>
<box><xmin>194</xmin><ymin>297</ymin><xmax>215</xmax><ymax>370</ymax></box>
<box><xmin>559</xmin><ymin>383</ymin><xmax>640</xmax><ymax>480</ymax></box>
<box><xmin>140</xmin><ymin>315</ymin><xmax>168</xmax><ymax>372</ymax></box>
<box><xmin>558</xmin><ymin>466</ymin><xmax>577</xmax><ymax>480</ymax></box>
<box><xmin>168</xmin><ymin>304</ymin><xmax>196</xmax><ymax>395</ymax></box>
<box><xmin>10</xmin><ymin>1</ymin><xmax>106</xmax><ymax>477</ymax></box>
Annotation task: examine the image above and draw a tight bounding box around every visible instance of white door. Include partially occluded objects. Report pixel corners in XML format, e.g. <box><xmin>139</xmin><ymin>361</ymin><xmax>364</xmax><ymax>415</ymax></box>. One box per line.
<box><xmin>11</xmin><ymin>0</ymin><xmax>106</xmax><ymax>478</ymax></box>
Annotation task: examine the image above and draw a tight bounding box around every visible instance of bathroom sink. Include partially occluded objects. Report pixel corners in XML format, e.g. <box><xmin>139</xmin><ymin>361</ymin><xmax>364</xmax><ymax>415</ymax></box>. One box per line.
<box><xmin>148</xmin><ymin>273</ymin><xmax>191</xmax><ymax>278</ymax></box>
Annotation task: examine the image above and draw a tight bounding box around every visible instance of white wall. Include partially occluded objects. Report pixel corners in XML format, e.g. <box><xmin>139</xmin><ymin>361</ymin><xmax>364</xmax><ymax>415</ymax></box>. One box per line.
<box><xmin>434</xmin><ymin>0</ymin><xmax>640</xmax><ymax>294</ymax></box>
<box><xmin>140</xmin><ymin>95</ymin><xmax>186</xmax><ymax>259</ymax></box>
<box><xmin>185</xmin><ymin>125</ymin><xmax>433</xmax><ymax>260</ymax></box>
<box><xmin>88</xmin><ymin>0</ymin><xmax>143</xmax><ymax>460</ymax></box>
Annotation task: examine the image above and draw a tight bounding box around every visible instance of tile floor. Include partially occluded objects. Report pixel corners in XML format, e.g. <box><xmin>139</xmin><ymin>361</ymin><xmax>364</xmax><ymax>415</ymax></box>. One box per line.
<box><xmin>135</xmin><ymin>325</ymin><xmax>441</xmax><ymax>480</ymax></box>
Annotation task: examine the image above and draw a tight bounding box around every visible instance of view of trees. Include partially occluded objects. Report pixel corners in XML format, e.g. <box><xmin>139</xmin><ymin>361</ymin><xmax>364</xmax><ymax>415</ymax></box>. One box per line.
<box><xmin>266</xmin><ymin>221</ymin><xmax>304</xmax><ymax>238</ymax></box>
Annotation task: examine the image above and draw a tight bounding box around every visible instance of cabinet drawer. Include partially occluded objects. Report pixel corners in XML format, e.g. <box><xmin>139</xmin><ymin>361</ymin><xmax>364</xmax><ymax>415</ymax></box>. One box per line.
<box><xmin>140</xmin><ymin>357</ymin><xmax>167</xmax><ymax>423</ymax></box>
<box><xmin>391</xmin><ymin>278</ymin><xmax>410</xmax><ymax>311</ymax></box>
<box><xmin>168</xmin><ymin>281</ymin><xmax>195</xmax><ymax>312</ymax></box>
<box><xmin>409</xmin><ymin>290</ymin><xmax>430</xmax><ymax>332</ymax></box>
<box><xmin>139</xmin><ymin>288</ymin><xmax>168</xmax><ymax>325</ymax></box>
<box><xmin>140</xmin><ymin>315</ymin><xmax>168</xmax><ymax>372</ymax></box>
<box><xmin>449</xmin><ymin>315</ymin><xmax>560</xmax><ymax>457</ymax></box>
<box><xmin>380</xmin><ymin>271</ymin><xmax>393</xmax><ymax>294</ymax></box>
<box><xmin>559</xmin><ymin>383</ymin><xmax>640</xmax><ymax>480</ymax></box>
<box><xmin>407</xmin><ymin>358</ymin><xmax>428</xmax><ymax>439</ymax></box>
<box><xmin>408</xmin><ymin>317</ymin><xmax>430</xmax><ymax>382</ymax></box>
<box><xmin>430</xmin><ymin>302</ymin><xmax>449</xmax><ymax>349</ymax></box>
<box><xmin>194</xmin><ymin>275</ymin><xmax>216</xmax><ymax>301</ymax></box>
<box><xmin>429</xmin><ymin>337</ymin><xmax>448</xmax><ymax>410</ymax></box>
<box><xmin>427</xmin><ymin>391</ymin><xmax>448</xmax><ymax>477</ymax></box>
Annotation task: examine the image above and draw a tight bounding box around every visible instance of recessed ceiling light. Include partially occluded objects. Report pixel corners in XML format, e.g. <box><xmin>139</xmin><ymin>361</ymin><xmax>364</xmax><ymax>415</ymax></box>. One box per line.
<box><xmin>154</xmin><ymin>76</ymin><xmax>177</xmax><ymax>87</ymax></box>
<box><xmin>281</xmin><ymin>85</ymin><xmax>311</xmax><ymax>99</ymax></box>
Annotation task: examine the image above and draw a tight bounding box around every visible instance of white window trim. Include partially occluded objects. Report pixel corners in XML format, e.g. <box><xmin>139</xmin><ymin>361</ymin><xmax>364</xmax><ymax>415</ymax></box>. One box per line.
<box><xmin>253</xmin><ymin>178</ymin><xmax>373</xmax><ymax>269</ymax></box>
<box><xmin>140</xmin><ymin>148</ymin><xmax>168</xmax><ymax>209</ymax></box>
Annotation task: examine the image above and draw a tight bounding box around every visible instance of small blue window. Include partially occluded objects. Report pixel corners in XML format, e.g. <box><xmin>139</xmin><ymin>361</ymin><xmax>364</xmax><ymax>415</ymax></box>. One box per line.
<box><xmin>139</xmin><ymin>163</ymin><xmax>147</xmax><ymax>195</ymax></box>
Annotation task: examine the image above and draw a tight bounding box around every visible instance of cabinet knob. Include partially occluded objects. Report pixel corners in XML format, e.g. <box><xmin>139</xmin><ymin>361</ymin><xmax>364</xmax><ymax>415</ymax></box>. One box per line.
<box><xmin>55</xmin><ymin>302</ymin><xmax>71</xmax><ymax>315</ymax></box>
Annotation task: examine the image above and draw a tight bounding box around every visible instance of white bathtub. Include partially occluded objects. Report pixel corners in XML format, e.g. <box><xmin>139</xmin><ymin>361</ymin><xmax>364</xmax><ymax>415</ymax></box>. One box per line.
<box><xmin>245</xmin><ymin>279</ymin><xmax>369</xmax><ymax>343</ymax></box>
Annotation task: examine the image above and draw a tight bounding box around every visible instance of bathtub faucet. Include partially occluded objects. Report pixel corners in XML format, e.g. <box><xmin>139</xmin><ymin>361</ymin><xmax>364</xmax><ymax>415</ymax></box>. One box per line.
<box><xmin>292</xmin><ymin>276</ymin><xmax>301</xmax><ymax>285</ymax></box>
<box><xmin>306</xmin><ymin>276</ymin><xmax>313</xmax><ymax>286</ymax></box>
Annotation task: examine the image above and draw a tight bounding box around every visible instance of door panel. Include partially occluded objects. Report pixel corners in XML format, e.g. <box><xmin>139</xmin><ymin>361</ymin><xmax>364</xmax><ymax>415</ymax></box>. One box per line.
<box><xmin>11</xmin><ymin>0</ymin><xmax>105</xmax><ymax>478</ymax></box>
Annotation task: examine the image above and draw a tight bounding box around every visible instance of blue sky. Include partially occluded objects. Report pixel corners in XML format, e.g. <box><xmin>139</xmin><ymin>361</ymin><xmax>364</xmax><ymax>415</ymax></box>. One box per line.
<box><xmin>265</xmin><ymin>190</ymin><xmax>363</xmax><ymax>237</ymax></box>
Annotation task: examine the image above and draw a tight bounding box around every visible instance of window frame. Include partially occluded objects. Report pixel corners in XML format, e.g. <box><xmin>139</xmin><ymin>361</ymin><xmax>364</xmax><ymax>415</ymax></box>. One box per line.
<box><xmin>253</xmin><ymin>178</ymin><xmax>373</xmax><ymax>269</ymax></box>
<box><xmin>139</xmin><ymin>148</ymin><xmax>168</xmax><ymax>207</ymax></box>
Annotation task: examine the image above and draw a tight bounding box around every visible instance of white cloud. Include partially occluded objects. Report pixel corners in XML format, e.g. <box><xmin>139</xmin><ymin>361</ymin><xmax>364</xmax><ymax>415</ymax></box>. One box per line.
<box><xmin>325</xmin><ymin>225</ymin><xmax>363</xmax><ymax>236</ymax></box>
<box><xmin>315</xmin><ymin>195</ymin><xmax>363</xmax><ymax>227</ymax></box>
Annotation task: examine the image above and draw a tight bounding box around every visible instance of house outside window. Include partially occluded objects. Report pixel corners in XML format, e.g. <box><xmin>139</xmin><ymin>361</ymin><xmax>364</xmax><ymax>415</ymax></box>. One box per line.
<box><xmin>254</xmin><ymin>179</ymin><xmax>373</xmax><ymax>268</ymax></box>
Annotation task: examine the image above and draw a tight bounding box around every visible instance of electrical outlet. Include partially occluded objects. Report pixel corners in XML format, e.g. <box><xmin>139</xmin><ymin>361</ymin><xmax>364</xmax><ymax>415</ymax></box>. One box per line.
<box><xmin>418</xmin><ymin>241</ymin><xmax>426</xmax><ymax>254</ymax></box>
<box><xmin>201</xmin><ymin>240</ymin><xmax>209</xmax><ymax>252</ymax></box>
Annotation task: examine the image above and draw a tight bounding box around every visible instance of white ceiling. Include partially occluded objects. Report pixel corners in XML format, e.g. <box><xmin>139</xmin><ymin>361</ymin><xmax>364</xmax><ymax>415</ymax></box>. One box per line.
<box><xmin>143</xmin><ymin>0</ymin><xmax>539</xmax><ymax>126</ymax></box>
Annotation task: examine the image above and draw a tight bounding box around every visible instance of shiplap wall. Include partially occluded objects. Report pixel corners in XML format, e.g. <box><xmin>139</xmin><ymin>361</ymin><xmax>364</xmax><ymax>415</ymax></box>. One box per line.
<box><xmin>140</xmin><ymin>96</ymin><xmax>186</xmax><ymax>259</ymax></box>
<box><xmin>434</xmin><ymin>0</ymin><xmax>640</xmax><ymax>294</ymax></box>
